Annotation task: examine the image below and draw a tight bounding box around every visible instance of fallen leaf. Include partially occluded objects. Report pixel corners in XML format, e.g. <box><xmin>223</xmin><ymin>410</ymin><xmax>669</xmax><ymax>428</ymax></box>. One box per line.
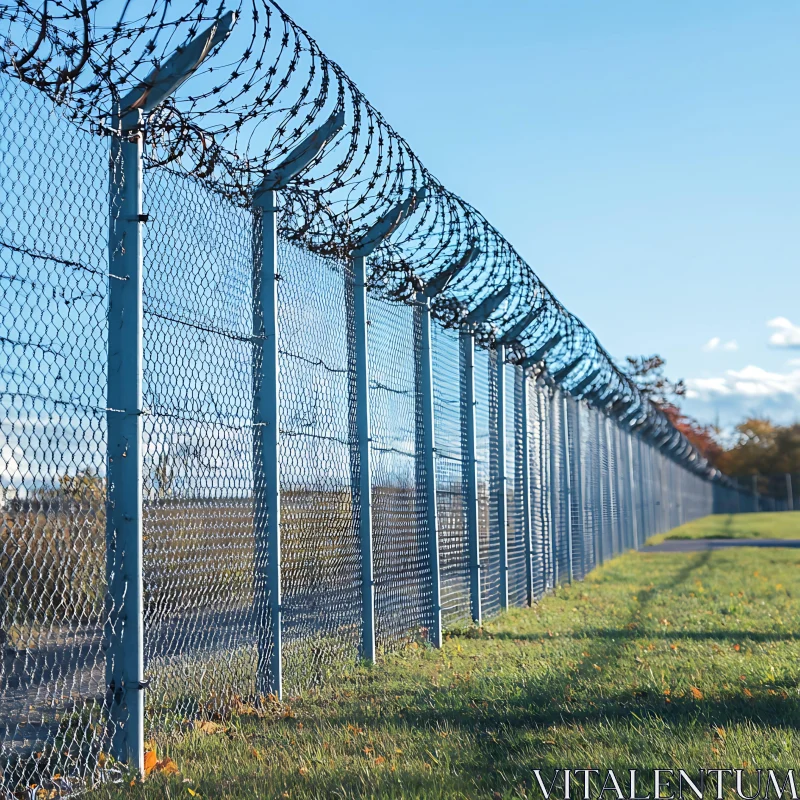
<box><xmin>374</xmin><ymin>756</ymin><xmax>385</xmax><ymax>765</ymax></box>
<box><xmin>187</xmin><ymin>789</ymin><xmax>200</xmax><ymax>797</ymax></box>
<box><xmin>690</xmin><ymin>686</ymin><xmax>703</xmax><ymax>700</ymax></box>
<box><xmin>744</xmin><ymin>688</ymin><xmax>753</xmax><ymax>698</ymax></box>
<box><xmin>153</xmin><ymin>757</ymin><xmax>179</xmax><ymax>776</ymax></box>
<box><xmin>195</xmin><ymin>720</ymin><xmax>224</xmax><ymax>735</ymax></box>
<box><xmin>733</xmin><ymin>644</ymin><xmax>741</xmax><ymax>652</ymax></box>
<box><xmin>144</xmin><ymin>750</ymin><xmax>158</xmax><ymax>776</ymax></box>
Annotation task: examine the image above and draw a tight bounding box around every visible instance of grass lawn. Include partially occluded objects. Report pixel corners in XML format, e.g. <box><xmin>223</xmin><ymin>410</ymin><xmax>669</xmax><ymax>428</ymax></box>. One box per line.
<box><xmin>646</xmin><ymin>511</ymin><xmax>800</xmax><ymax>545</ymax></box>
<box><xmin>90</xmin><ymin>518</ymin><xmax>800</xmax><ymax>799</ymax></box>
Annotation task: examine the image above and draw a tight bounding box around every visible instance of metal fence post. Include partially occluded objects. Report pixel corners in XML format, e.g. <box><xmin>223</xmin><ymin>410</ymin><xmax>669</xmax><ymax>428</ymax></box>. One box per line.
<box><xmin>626</xmin><ymin>433</ymin><xmax>637</xmax><ymax>549</ymax></box>
<box><xmin>416</xmin><ymin>293</ymin><xmax>441</xmax><ymax>647</ymax></box>
<box><xmin>106</xmin><ymin>109</ymin><xmax>144</xmax><ymax>773</ymax></box>
<box><xmin>542</xmin><ymin>388</ymin><xmax>554</xmax><ymax>588</ymax></box>
<box><xmin>496</xmin><ymin>346</ymin><xmax>509</xmax><ymax>608</ymax></box>
<box><xmin>607</xmin><ymin>422</ymin><xmax>616</xmax><ymax>554</ymax></box>
<box><xmin>572</xmin><ymin>399</ymin><xmax>585</xmax><ymax>577</ymax></box>
<box><xmin>521</xmin><ymin>370</ymin><xmax>534</xmax><ymax>605</ymax></box>
<box><xmin>786</xmin><ymin>474</ymin><xmax>794</xmax><ymax>512</ymax></box>
<box><xmin>752</xmin><ymin>474</ymin><xmax>759</xmax><ymax>514</ymax></box>
<box><xmin>547</xmin><ymin>388</ymin><xmax>559</xmax><ymax>584</ymax></box>
<box><xmin>461</xmin><ymin>330</ymin><xmax>482</xmax><ymax>625</ymax></box>
<box><xmin>350</xmin><ymin>255</ymin><xmax>375</xmax><ymax>662</ymax></box>
<box><xmin>593</xmin><ymin>409</ymin><xmax>604</xmax><ymax>567</ymax></box>
<box><xmin>561</xmin><ymin>394</ymin><xmax>574</xmax><ymax>584</ymax></box>
<box><xmin>252</xmin><ymin>189</ymin><xmax>282</xmax><ymax>698</ymax></box>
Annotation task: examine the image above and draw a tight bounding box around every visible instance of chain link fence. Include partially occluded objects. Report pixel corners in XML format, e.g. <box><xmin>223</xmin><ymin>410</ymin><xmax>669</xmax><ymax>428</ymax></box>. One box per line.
<box><xmin>0</xmin><ymin>66</ymin><xmax>761</xmax><ymax>794</ymax></box>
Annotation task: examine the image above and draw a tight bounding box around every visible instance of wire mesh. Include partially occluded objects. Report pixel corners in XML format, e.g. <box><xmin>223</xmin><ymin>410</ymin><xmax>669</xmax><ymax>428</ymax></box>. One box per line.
<box><xmin>433</xmin><ymin>326</ymin><xmax>470</xmax><ymax>627</ymax></box>
<box><xmin>141</xmin><ymin>165</ymin><xmax>265</xmax><ymax>728</ymax></box>
<box><xmin>0</xmin><ymin>73</ymin><xmax>116</xmax><ymax>792</ymax></box>
<box><xmin>476</xmin><ymin>349</ymin><xmax>500</xmax><ymax>617</ymax></box>
<box><xmin>565</xmin><ymin>396</ymin><xmax>585</xmax><ymax>582</ymax></box>
<box><xmin>527</xmin><ymin>383</ymin><xmax>547</xmax><ymax>600</ymax></box>
<box><xmin>580</xmin><ymin>403</ymin><xmax>599</xmax><ymax>575</ymax></box>
<box><xmin>506</xmin><ymin>364</ymin><xmax>527</xmax><ymax>607</ymax></box>
<box><xmin>277</xmin><ymin>241</ymin><xmax>361</xmax><ymax>694</ymax></box>
<box><xmin>368</xmin><ymin>296</ymin><xmax>432</xmax><ymax>648</ymax></box>
<box><xmin>549</xmin><ymin>388</ymin><xmax>569</xmax><ymax>584</ymax></box>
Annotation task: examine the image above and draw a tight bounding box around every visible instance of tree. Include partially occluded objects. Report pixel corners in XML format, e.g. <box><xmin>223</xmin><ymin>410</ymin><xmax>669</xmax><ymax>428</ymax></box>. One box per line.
<box><xmin>717</xmin><ymin>418</ymin><xmax>800</xmax><ymax>478</ymax></box>
<box><xmin>623</xmin><ymin>354</ymin><xmax>721</xmax><ymax>462</ymax></box>
<box><xmin>623</xmin><ymin>354</ymin><xmax>686</xmax><ymax>408</ymax></box>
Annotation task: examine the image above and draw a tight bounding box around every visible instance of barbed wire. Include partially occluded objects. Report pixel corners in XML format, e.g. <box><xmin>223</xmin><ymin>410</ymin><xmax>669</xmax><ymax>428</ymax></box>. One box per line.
<box><xmin>0</xmin><ymin>0</ymin><xmax>724</xmax><ymax>481</ymax></box>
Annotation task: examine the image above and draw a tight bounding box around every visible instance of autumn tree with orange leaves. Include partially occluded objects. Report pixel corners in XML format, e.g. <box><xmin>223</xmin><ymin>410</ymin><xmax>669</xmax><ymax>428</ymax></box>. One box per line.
<box><xmin>623</xmin><ymin>354</ymin><xmax>723</xmax><ymax>464</ymax></box>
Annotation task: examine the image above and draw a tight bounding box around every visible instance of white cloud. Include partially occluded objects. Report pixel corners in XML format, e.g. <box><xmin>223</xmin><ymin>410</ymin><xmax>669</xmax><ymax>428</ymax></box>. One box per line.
<box><xmin>688</xmin><ymin>365</ymin><xmax>800</xmax><ymax>400</ymax></box>
<box><xmin>768</xmin><ymin>317</ymin><xmax>800</xmax><ymax>349</ymax></box>
<box><xmin>684</xmin><ymin>365</ymin><xmax>800</xmax><ymax>429</ymax></box>
<box><xmin>702</xmin><ymin>336</ymin><xmax>738</xmax><ymax>353</ymax></box>
<box><xmin>1</xmin><ymin>444</ymin><xmax>29</xmax><ymax>486</ymax></box>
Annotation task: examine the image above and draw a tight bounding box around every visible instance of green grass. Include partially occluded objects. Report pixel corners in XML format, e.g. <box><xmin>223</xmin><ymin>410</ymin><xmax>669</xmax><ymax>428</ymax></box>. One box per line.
<box><xmin>88</xmin><ymin>535</ymin><xmax>800</xmax><ymax>799</ymax></box>
<box><xmin>646</xmin><ymin>511</ymin><xmax>800</xmax><ymax>544</ymax></box>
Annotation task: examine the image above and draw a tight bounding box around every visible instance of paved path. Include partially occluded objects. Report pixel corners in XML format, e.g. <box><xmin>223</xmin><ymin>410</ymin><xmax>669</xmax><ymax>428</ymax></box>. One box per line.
<box><xmin>647</xmin><ymin>538</ymin><xmax>800</xmax><ymax>552</ymax></box>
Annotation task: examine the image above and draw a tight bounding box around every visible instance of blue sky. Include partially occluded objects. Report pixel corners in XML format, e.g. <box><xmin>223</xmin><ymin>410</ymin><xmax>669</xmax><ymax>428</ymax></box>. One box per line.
<box><xmin>280</xmin><ymin>0</ymin><xmax>800</xmax><ymax>430</ymax></box>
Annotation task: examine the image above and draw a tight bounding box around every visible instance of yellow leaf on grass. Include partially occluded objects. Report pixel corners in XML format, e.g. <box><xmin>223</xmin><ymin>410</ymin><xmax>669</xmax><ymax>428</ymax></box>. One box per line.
<box><xmin>155</xmin><ymin>757</ymin><xmax>180</xmax><ymax>776</ymax></box>
<box><xmin>374</xmin><ymin>756</ymin><xmax>386</xmax><ymax>765</ymax></box>
<box><xmin>690</xmin><ymin>686</ymin><xmax>703</xmax><ymax>700</ymax></box>
<box><xmin>195</xmin><ymin>720</ymin><xmax>224</xmax><ymax>735</ymax></box>
<box><xmin>187</xmin><ymin>789</ymin><xmax>200</xmax><ymax>797</ymax></box>
<box><xmin>144</xmin><ymin>750</ymin><xmax>158</xmax><ymax>776</ymax></box>
<box><xmin>734</xmin><ymin>644</ymin><xmax>741</xmax><ymax>651</ymax></box>
<box><xmin>250</xmin><ymin>747</ymin><xmax>262</xmax><ymax>759</ymax></box>
<box><xmin>744</xmin><ymin>688</ymin><xmax>753</xmax><ymax>698</ymax></box>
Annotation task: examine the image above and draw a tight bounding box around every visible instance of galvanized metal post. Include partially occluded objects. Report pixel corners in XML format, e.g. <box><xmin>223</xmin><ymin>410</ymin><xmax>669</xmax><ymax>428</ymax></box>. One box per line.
<box><xmin>496</xmin><ymin>346</ymin><xmax>509</xmax><ymax>608</ymax></box>
<box><xmin>548</xmin><ymin>387</ymin><xmax>560</xmax><ymax>585</ymax></box>
<box><xmin>603</xmin><ymin>416</ymin><xmax>614</xmax><ymax>556</ymax></box>
<box><xmin>786</xmin><ymin>473</ymin><xmax>794</xmax><ymax>512</ymax></box>
<box><xmin>561</xmin><ymin>394</ymin><xmax>574</xmax><ymax>583</ymax></box>
<box><xmin>416</xmin><ymin>293</ymin><xmax>441</xmax><ymax>647</ymax></box>
<box><xmin>625</xmin><ymin>433</ymin><xmax>638</xmax><ymax>550</ymax></box>
<box><xmin>351</xmin><ymin>255</ymin><xmax>375</xmax><ymax>662</ymax></box>
<box><xmin>106</xmin><ymin>109</ymin><xmax>144</xmax><ymax>773</ymax></box>
<box><xmin>252</xmin><ymin>189</ymin><xmax>282</xmax><ymax>698</ymax></box>
<box><xmin>635</xmin><ymin>437</ymin><xmax>645</xmax><ymax>546</ymax></box>
<box><xmin>461</xmin><ymin>330</ymin><xmax>481</xmax><ymax>625</ymax></box>
<box><xmin>521</xmin><ymin>370</ymin><xmax>534</xmax><ymax>605</ymax></box>
<box><xmin>752</xmin><ymin>474</ymin><xmax>759</xmax><ymax>514</ymax></box>
<box><xmin>571</xmin><ymin>399</ymin><xmax>585</xmax><ymax>576</ymax></box>
<box><xmin>103</xmin><ymin>15</ymin><xmax>237</xmax><ymax>773</ymax></box>
<box><xmin>594</xmin><ymin>409</ymin><xmax>604</xmax><ymax>567</ymax></box>
<box><xmin>541</xmin><ymin>387</ymin><xmax>554</xmax><ymax>587</ymax></box>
